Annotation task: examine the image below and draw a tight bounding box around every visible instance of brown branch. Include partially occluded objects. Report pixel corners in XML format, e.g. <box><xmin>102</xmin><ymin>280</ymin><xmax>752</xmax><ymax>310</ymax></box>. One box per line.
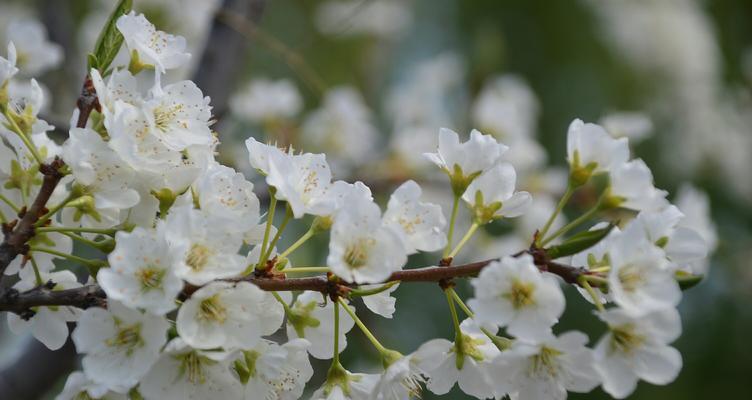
<box><xmin>0</xmin><ymin>254</ymin><xmax>588</xmax><ymax>316</ymax></box>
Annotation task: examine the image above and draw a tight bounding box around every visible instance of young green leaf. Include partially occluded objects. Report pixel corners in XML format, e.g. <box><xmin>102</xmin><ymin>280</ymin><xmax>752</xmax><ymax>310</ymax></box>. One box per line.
<box><xmin>545</xmin><ymin>222</ymin><xmax>616</xmax><ymax>259</ymax></box>
<box><xmin>88</xmin><ymin>0</ymin><xmax>132</xmax><ymax>74</ymax></box>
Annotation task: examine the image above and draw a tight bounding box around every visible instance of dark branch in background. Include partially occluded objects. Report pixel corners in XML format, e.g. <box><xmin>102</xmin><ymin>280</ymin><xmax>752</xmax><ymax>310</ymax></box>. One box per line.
<box><xmin>192</xmin><ymin>0</ymin><xmax>267</xmax><ymax>122</ymax></box>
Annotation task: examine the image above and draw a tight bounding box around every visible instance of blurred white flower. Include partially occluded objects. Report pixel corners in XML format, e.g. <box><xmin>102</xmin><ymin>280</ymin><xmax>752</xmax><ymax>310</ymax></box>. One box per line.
<box><xmin>315</xmin><ymin>0</ymin><xmax>412</xmax><ymax>38</ymax></box>
<box><xmin>6</xmin><ymin>19</ymin><xmax>63</xmax><ymax>76</ymax></box>
<box><xmin>599</xmin><ymin>112</ymin><xmax>653</xmax><ymax>143</ymax></box>
<box><xmin>230</xmin><ymin>78</ymin><xmax>302</xmax><ymax>123</ymax></box>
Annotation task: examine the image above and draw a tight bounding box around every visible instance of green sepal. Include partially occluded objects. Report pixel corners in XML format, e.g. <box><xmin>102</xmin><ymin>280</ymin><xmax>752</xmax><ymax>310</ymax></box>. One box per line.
<box><xmin>675</xmin><ymin>270</ymin><xmax>704</xmax><ymax>290</ymax></box>
<box><xmin>545</xmin><ymin>222</ymin><xmax>616</xmax><ymax>259</ymax></box>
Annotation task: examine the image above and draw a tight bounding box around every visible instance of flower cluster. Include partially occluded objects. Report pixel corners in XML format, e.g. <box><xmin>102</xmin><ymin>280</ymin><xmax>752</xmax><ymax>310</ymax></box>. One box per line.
<box><xmin>0</xmin><ymin>5</ymin><xmax>716</xmax><ymax>400</ymax></box>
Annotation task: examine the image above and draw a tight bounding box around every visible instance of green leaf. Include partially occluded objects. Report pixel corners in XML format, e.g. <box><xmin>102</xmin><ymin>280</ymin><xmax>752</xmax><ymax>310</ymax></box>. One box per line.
<box><xmin>88</xmin><ymin>0</ymin><xmax>132</xmax><ymax>74</ymax></box>
<box><xmin>675</xmin><ymin>270</ymin><xmax>704</xmax><ymax>290</ymax></box>
<box><xmin>545</xmin><ymin>223</ymin><xmax>616</xmax><ymax>259</ymax></box>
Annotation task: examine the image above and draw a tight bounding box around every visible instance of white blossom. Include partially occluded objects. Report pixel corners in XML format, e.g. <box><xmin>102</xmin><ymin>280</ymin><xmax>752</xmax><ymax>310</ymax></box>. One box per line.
<box><xmin>0</xmin><ymin>42</ymin><xmax>18</xmax><ymax>84</ymax></box>
<box><xmin>566</xmin><ymin>118</ymin><xmax>629</xmax><ymax>178</ymax></box>
<box><xmin>72</xmin><ymin>301</ymin><xmax>169</xmax><ymax>391</ymax></box>
<box><xmin>414</xmin><ymin>319</ymin><xmax>499</xmax><ymax>399</ymax></box>
<box><xmin>56</xmin><ymin>372</ymin><xmax>127</xmax><ymax>400</ymax></box>
<box><xmin>594</xmin><ymin>307</ymin><xmax>683</xmax><ymax>398</ymax></box>
<box><xmin>267</xmin><ymin>151</ymin><xmax>337</xmax><ymax>219</ymax></box>
<box><xmin>116</xmin><ymin>12</ymin><xmax>191</xmax><ymax>73</ymax></box>
<box><xmin>286</xmin><ymin>291</ymin><xmax>355</xmax><ymax>360</ymax></box>
<box><xmin>6</xmin><ymin>19</ymin><xmax>63</xmax><ymax>76</ymax></box>
<box><xmin>599</xmin><ymin>112</ymin><xmax>653</xmax><ymax>143</ymax></box>
<box><xmin>327</xmin><ymin>195</ymin><xmax>406</xmax><ymax>283</ymax></box>
<box><xmin>234</xmin><ymin>339</ymin><xmax>314</xmax><ymax>400</ymax></box>
<box><xmin>139</xmin><ymin>338</ymin><xmax>243</xmax><ymax>400</ymax></box>
<box><xmin>361</xmin><ymin>283</ymin><xmax>400</xmax><ymax>319</ymax></box>
<box><xmin>371</xmin><ymin>353</ymin><xmax>426</xmax><ymax>400</ymax></box>
<box><xmin>245</xmin><ymin>137</ymin><xmax>287</xmax><ymax>176</ymax></box>
<box><xmin>468</xmin><ymin>255</ymin><xmax>564</xmax><ymax>341</ymax></box>
<box><xmin>99</xmin><ymin>227</ymin><xmax>184</xmax><ymax>315</ymax></box>
<box><xmin>142</xmin><ymin>80</ymin><xmax>213</xmax><ymax>151</ymax></box>
<box><xmin>382</xmin><ymin>180</ymin><xmax>446</xmax><ymax>254</ymax></box>
<box><xmin>490</xmin><ymin>331</ymin><xmax>600</xmax><ymax>400</ymax></box>
<box><xmin>462</xmin><ymin>163</ymin><xmax>532</xmax><ymax>223</ymax></box>
<box><xmin>607</xmin><ymin>159</ymin><xmax>668</xmax><ymax>211</ymax></box>
<box><xmin>230</xmin><ymin>78</ymin><xmax>302</xmax><ymax>123</ymax></box>
<box><xmin>472</xmin><ymin>75</ymin><xmax>539</xmax><ymax>141</ymax></box>
<box><xmin>177</xmin><ymin>281</ymin><xmax>282</xmax><ymax>350</ymax></box>
<box><xmin>311</xmin><ymin>371</ymin><xmax>380</xmax><ymax>400</ymax></box>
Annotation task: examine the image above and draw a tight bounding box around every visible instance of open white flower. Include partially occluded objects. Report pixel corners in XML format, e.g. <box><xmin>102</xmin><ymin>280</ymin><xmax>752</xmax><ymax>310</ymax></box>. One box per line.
<box><xmin>62</xmin><ymin>127</ymin><xmax>140</xmax><ymax>227</ymax></box>
<box><xmin>163</xmin><ymin>205</ymin><xmax>246</xmax><ymax>285</ymax></box>
<box><xmin>311</xmin><ymin>370</ymin><xmax>380</xmax><ymax>400</ymax></box>
<box><xmin>231</xmin><ymin>78</ymin><xmax>302</xmax><ymax>123</ymax></box>
<box><xmin>413</xmin><ymin>319</ymin><xmax>499</xmax><ymax>399</ymax></box>
<box><xmin>361</xmin><ymin>283</ymin><xmax>400</xmax><ymax>319</ymax></box>
<box><xmin>490</xmin><ymin>331</ymin><xmax>600</xmax><ymax>400</ymax></box>
<box><xmin>116</xmin><ymin>12</ymin><xmax>191</xmax><ymax>73</ymax></box>
<box><xmin>194</xmin><ymin>162</ymin><xmax>264</xmax><ymax>243</ymax></box>
<box><xmin>72</xmin><ymin>300</ymin><xmax>169</xmax><ymax>391</ymax></box>
<box><xmin>571</xmin><ymin>223</ymin><xmax>621</xmax><ymax>305</ymax></box>
<box><xmin>606</xmin><ymin>159</ymin><xmax>668</xmax><ymax>211</ymax></box>
<box><xmin>424</xmin><ymin>128</ymin><xmax>508</xmax><ymax>193</ymax></box>
<box><xmin>468</xmin><ymin>255</ymin><xmax>564</xmax><ymax>341</ymax></box>
<box><xmin>608</xmin><ymin>225</ymin><xmax>681</xmax><ymax>316</ymax></box>
<box><xmin>267</xmin><ymin>151</ymin><xmax>337</xmax><ymax>219</ymax></box>
<box><xmin>244</xmin><ymin>137</ymin><xmax>287</xmax><ymax>175</ymax></box>
<box><xmin>383</xmin><ymin>180</ymin><xmax>446</xmax><ymax>254</ymax></box>
<box><xmin>594</xmin><ymin>307</ymin><xmax>683</xmax><ymax>399</ymax></box>
<box><xmin>372</xmin><ymin>353</ymin><xmax>426</xmax><ymax>400</ymax></box>
<box><xmin>142</xmin><ymin>80</ymin><xmax>213</xmax><ymax>151</ymax></box>
<box><xmin>6</xmin><ymin>19</ymin><xmax>63</xmax><ymax>76</ymax></box>
<box><xmin>56</xmin><ymin>371</ymin><xmax>127</xmax><ymax>400</ymax></box>
<box><xmin>675</xmin><ymin>184</ymin><xmax>718</xmax><ymax>274</ymax></box>
<box><xmin>566</xmin><ymin>118</ymin><xmax>629</xmax><ymax>184</ymax></box>
<box><xmin>7</xmin><ymin>270</ymin><xmax>81</xmax><ymax>350</ymax></box>
<box><xmin>286</xmin><ymin>291</ymin><xmax>355</xmax><ymax>360</ymax></box>
<box><xmin>327</xmin><ymin>196</ymin><xmax>407</xmax><ymax>283</ymax></box>
<box><xmin>99</xmin><ymin>227</ymin><xmax>184</xmax><ymax>315</ymax></box>
<box><xmin>139</xmin><ymin>338</ymin><xmax>243</xmax><ymax>400</ymax></box>
<box><xmin>629</xmin><ymin>206</ymin><xmax>708</xmax><ymax>270</ymax></box>
<box><xmin>462</xmin><ymin>163</ymin><xmax>532</xmax><ymax>224</ymax></box>
<box><xmin>91</xmin><ymin>69</ymin><xmax>143</xmax><ymax>122</ymax></box>
<box><xmin>233</xmin><ymin>339</ymin><xmax>314</xmax><ymax>400</ymax></box>
<box><xmin>177</xmin><ymin>281</ymin><xmax>281</xmax><ymax>350</ymax></box>
<box><xmin>0</xmin><ymin>42</ymin><xmax>18</xmax><ymax>84</ymax></box>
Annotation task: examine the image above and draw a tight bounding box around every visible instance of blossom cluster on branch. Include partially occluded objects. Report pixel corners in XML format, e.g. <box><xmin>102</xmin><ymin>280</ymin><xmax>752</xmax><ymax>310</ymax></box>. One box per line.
<box><xmin>0</xmin><ymin>2</ymin><xmax>715</xmax><ymax>400</ymax></box>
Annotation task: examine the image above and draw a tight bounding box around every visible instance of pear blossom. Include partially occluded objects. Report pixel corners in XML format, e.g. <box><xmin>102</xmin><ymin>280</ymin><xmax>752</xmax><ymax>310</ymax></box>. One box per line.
<box><xmin>267</xmin><ymin>151</ymin><xmax>338</xmax><ymax>218</ymax></box>
<box><xmin>608</xmin><ymin>225</ymin><xmax>681</xmax><ymax>316</ymax></box>
<box><xmin>462</xmin><ymin>163</ymin><xmax>532</xmax><ymax>223</ymax></box>
<box><xmin>382</xmin><ymin>180</ymin><xmax>446</xmax><ymax>254</ymax></box>
<box><xmin>571</xmin><ymin>223</ymin><xmax>622</xmax><ymax>305</ymax></box>
<box><xmin>286</xmin><ymin>291</ymin><xmax>355</xmax><ymax>359</ymax></box>
<box><xmin>245</xmin><ymin>137</ymin><xmax>287</xmax><ymax>175</ymax></box>
<box><xmin>116</xmin><ymin>12</ymin><xmax>191</xmax><ymax>73</ymax></box>
<box><xmin>424</xmin><ymin>128</ymin><xmax>508</xmax><ymax>193</ymax></box>
<box><xmin>177</xmin><ymin>281</ymin><xmax>282</xmax><ymax>350</ymax></box>
<box><xmin>90</xmin><ymin>69</ymin><xmax>143</xmax><ymax>122</ymax></box>
<box><xmin>0</xmin><ymin>42</ymin><xmax>18</xmax><ymax>84</ymax></box>
<box><xmin>371</xmin><ymin>353</ymin><xmax>426</xmax><ymax>400</ymax></box>
<box><xmin>139</xmin><ymin>338</ymin><xmax>243</xmax><ymax>400</ymax></box>
<box><xmin>163</xmin><ymin>205</ymin><xmax>246</xmax><ymax>285</ymax></box>
<box><xmin>566</xmin><ymin>119</ymin><xmax>629</xmax><ymax>183</ymax></box>
<box><xmin>311</xmin><ymin>372</ymin><xmax>380</xmax><ymax>400</ymax></box>
<box><xmin>361</xmin><ymin>283</ymin><xmax>400</xmax><ymax>319</ymax></box>
<box><xmin>6</xmin><ymin>19</ymin><xmax>63</xmax><ymax>76</ymax></box>
<box><xmin>56</xmin><ymin>372</ymin><xmax>127</xmax><ymax>400</ymax></box>
<box><xmin>606</xmin><ymin>159</ymin><xmax>668</xmax><ymax>211</ymax></box>
<box><xmin>231</xmin><ymin>78</ymin><xmax>302</xmax><ymax>123</ymax></box>
<box><xmin>413</xmin><ymin>319</ymin><xmax>499</xmax><ymax>399</ymax></box>
<box><xmin>61</xmin><ymin>127</ymin><xmax>140</xmax><ymax>226</ymax></box>
<box><xmin>233</xmin><ymin>339</ymin><xmax>314</xmax><ymax>400</ymax></box>
<box><xmin>490</xmin><ymin>331</ymin><xmax>600</xmax><ymax>400</ymax></box>
<box><xmin>193</xmin><ymin>162</ymin><xmax>264</xmax><ymax>242</ymax></box>
<box><xmin>472</xmin><ymin>75</ymin><xmax>539</xmax><ymax>140</ymax></box>
<box><xmin>468</xmin><ymin>255</ymin><xmax>565</xmax><ymax>341</ymax></box>
<box><xmin>594</xmin><ymin>307</ymin><xmax>683</xmax><ymax>398</ymax></box>
<box><xmin>327</xmin><ymin>195</ymin><xmax>407</xmax><ymax>283</ymax></box>
<box><xmin>629</xmin><ymin>206</ymin><xmax>708</xmax><ymax>268</ymax></box>
<box><xmin>72</xmin><ymin>301</ymin><xmax>169</xmax><ymax>391</ymax></box>
<box><xmin>675</xmin><ymin>184</ymin><xmax>718</xmax><ymax>274</ymax></box>
<box><xmin>99</xmin><ymin>227</ymin><xmax>184</xmax><ymax>315</ymax></box>
<box><xmin>142</xmin><ymin>80</ymin><xmax>213</xmax><ymax>151</ymax></box>
<box><xmin>7</xmin><ymin>270</ymin><xmax>81</xmax><ymax>350</ymax></box>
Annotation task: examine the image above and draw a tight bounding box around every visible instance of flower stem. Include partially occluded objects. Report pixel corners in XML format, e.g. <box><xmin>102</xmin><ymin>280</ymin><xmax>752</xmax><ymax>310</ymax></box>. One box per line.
<box><xmin>0</xmin><ymin>193</ymin><xmax>20</xmax><ymax>213</ymax></box>
<box><xmin>333</xmin><ymin>301</ymin><xmax>341</xmax><ymax>365</ymax></box>
<box><xmin>349</xmin><ymin>281</ymin><xmax>399</xmax><ymax>297</ymax></box>
<box><xmin>443</xmin><ymin>194</ymin><xmax>461</xmax><ymax>258</ymax></box>
<box><xmin>541</xmin><ymin>198</ymin><xmax>602</xmax><ymax>246</ymax></box>
<box><xmin>445</xmin><ymin>289</ymin><xmax>462</xmax><ymax>341</ymax></box>
<box><xmin>271</xmin><ymin>291</ymin><xmax>293</xmax><ymax>315</ymax></box>
<box><xmin>29</xmin><ymin>254</ymin><xmax>43</xmax><ymax>286</ymax></box>
<box><xmin>339</xmin><ymin>298</ymin><xmax>387</xmax><ymax>354</ymax></box>
<box><xmin>578</xmin><ymin>275</ymin><xmax>606</xmax><ymax>312</ymax></box>
<box><xmin>28</xmin><ymin>246</ymin><xmax>105</xmax><ymax>269</ymax></box>
<box><xmin>261</xmin><ymin>204</ymin><xmax>292</xmax><ymax>265</ymax></box>
<box><xmin>34</xmin><ymin>193</ymin><xmax>79</xmax><ymax>228</ymax></box>
<box><xmin>36</xmin><ymin>226</ymin><xmax>117</xmax><ymax>235</ymax></box>
<box><xmin>278</xmin><ymin>227</ymin><xmax>315</xmax><ymax>259</ymax></box>
<box><xmin>2</xmin><ymin>109</ymin><xmax>44</xmax><ymax>166</ymax></box>
<box><xmin>257</xmin><ymin>195</ymin><xmax>277</xmax><ymax>269</ymax></box>
<box><xmin>59</xmin><ymin>231</ymin><xmax>114</xmax><ymax>252</ymax></box>
<box><xmin>536</xmin><ymin>185</ymin><xmax>575</xmax><ymax>246</ymax></box>
<box><xmin>448</xmin><ymin>222</ymin><xmax>479</xmax><ymax>259</ymax></box>
<box><xmin>449</xmin><ymin>288</ymin><xmax>512</xmax><ymax>350</ymax></box>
